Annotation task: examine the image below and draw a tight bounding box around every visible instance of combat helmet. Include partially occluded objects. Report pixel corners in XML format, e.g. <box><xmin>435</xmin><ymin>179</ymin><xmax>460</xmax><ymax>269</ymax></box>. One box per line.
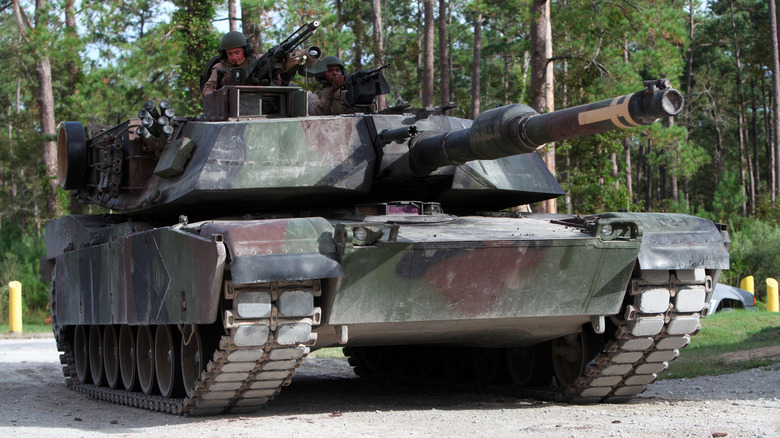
<box><xmin>309</xmin><ymin>56</ymin><xmax>346</xmax><ymax>82</ymax></box>
<box><xmin>219</xmin><ymin>31</ymin><xmax>254</xmax><ymax>59</ymax></box>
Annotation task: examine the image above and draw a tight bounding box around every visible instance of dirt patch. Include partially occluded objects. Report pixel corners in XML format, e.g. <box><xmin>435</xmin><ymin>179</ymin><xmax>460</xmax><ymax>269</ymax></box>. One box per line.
<box><xmin>0</xmin><ymin>332</ymin><xmax>53</xmax><ymax>340</ymax></box>
<box><xmin>0</xmin><ymin>331</ymin><xmax>53</xmax><ymax>340</ymax></box>
<box><xmin>717</xmin><ymin>345</ymin><xmax>780</xmax><ymax>363</ymax></box>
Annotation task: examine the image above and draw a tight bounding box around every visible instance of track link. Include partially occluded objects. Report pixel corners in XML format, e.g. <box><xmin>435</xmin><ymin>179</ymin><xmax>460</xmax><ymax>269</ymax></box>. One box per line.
<box><xmin>565</xmin><ymin>268</ymin><xmax>711</xmax><ymax>402</ymax></box>
<box><xmin>55</xmin><ymin>279</ymin><xmax>321</xmax><ymax>416</ymax></box>
<box><xmin>344</xmin><ymin>269</ymin><xmax>711</xmax><ymax>404</ymax></box>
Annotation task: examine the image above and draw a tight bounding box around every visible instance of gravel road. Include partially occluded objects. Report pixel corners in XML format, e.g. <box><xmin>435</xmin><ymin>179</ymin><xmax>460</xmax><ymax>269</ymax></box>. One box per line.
<box><xmin>1</xmin><ymin>337</ymin><xmax>778</xmax><ymax>437</ymax></box>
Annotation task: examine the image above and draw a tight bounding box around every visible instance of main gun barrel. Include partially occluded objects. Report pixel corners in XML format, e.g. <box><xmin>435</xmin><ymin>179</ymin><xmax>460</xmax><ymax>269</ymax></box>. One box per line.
<box><xmin>408</xmin><ymin>79</ymin><xmax>683</xmax><ymax>175</ymax></box>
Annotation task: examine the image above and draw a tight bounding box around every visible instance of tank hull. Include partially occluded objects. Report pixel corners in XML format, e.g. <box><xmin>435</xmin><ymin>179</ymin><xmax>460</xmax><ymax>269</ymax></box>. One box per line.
<box><xmin>42</xmin><ymin>208</ymin><xmax>727</xmax><ymax>413</ymax></box>
<box><xmin>318</xmin><ymin>215</ymin><xmax>640</xmax><ymax>348</ymax></box>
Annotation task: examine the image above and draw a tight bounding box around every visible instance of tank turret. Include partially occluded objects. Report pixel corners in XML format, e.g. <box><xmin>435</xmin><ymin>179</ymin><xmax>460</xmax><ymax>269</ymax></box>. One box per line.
<box><xmin>56</xmin><ymin>80</ymin><xmax>682</xmax><ymax>219</ymax></box>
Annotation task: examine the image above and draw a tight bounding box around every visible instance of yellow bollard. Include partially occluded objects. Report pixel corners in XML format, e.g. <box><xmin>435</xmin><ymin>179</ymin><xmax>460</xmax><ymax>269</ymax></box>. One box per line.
<box><xmin>8</xmin><ymin>281</ymin><xmax>22</xmax><ymax>333</ymax></box>
<box><xmin>767</xmin><ymin>278</ymin><xmax>780</xmax><ymax>313</ymax></box>
<box><xmin>740</xmin><ymin>276</ymin><xmax>755</xmax><ymax>295</ymax></box>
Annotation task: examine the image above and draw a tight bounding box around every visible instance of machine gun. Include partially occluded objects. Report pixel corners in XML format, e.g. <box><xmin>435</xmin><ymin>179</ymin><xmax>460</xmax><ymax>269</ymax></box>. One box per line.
<box><xmin>345</xmin><ymin>63</ymin><xmax>391</xmax><ymax>107</ymax></box>
<box><xmin>217</xmin><ymin>21</ymin><xmax>321</xmax><ymax>87</ymax></box>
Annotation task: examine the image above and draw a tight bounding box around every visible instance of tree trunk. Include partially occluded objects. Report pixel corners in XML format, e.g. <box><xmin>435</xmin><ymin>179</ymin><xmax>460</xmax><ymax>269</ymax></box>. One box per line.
<box><xmin>645</xmin><ymin>137</ymin><xmax>653</xmax><ymax>210</ymax></box>
<box><xmin>637</xmin><ymin>141</ymin><xmax>644</xmax><ymax>204</ymax></box>
<box><xmin>471</xmin><ymin>12</ymin><xmax>482</xmax><ymax>119</ymax></box>
<box><xmin>751</xmin><ymin>78</ymin><xmax>760</xmax><ymax>201</ymax></box>
<box><xmin>335</xmin><ymin>0</ymin><xmax>342</xmax><ymax>58</ymax></box>
<box><xmin>561</xmin><ymin>1</ymin><xmax>570</xmax><ymax>214</ymax></box>
<box><xmin>352</xmin><ymin>2</ymin><xmax>365</xmax><ymax>70</ymax></box>
<box><xmin>372</xmin><ymin>0</ymin><xmax>387</xmax><ymax>110</ymax></box>
<box><xmin>64</xmin><ymin>0</ymin><xmax>83</xmax><ymax>215</ymax></box>
<box><xmin>529</xmin><ymin>0</ymin><xmax>550</xmax><ymax>112</ymax></box>
<box><xmin>242</xmin><ymin>0</ymin><xmax>264</xmax><ymax>53</ymax></box>
<box><xmin>438</xmin><ymin>0</ymin><xmax>450</xmax><ymax>110</ymax></box>
<box><xmin>683</xmin><ymin>1</ymin><xmax>696</xmax><ymax>209</ymax></box>
<box><xmin>503</xmin><ymin>54</ymin><xmax>510</xmax><ymax>105</ymax></box>
<box><xmin>530</xmin><ymin>0</ymin><xmax>555</xmax><ymax>213</ymax></box>
<box><xmin>13</xmin><ymin>0</ymin><xmax>60</xmax><ymax>218</ymax></box>
<box><xmin>597</xmin><ymin>142</ymin><xmax>604</xmax><ymax>188</ymax></box>
<box><xmin>65</xmin><ymin>0</ymin><xmax>79</xmax><ymax>90</ymax></box>
<box><xmin>729</xmin><ymin>0</ymin><xmax>749</xmax><ymax>215</ymax></box>
<box><xmin>422</xmin><ymin>0</ymin><xmax>435</xmax><ymax>107</ymax></box>
<box><xmin>611</xmin><ymin>152</ymin><xmax>619</xmax><ymax>190</ymax></box>
<box><xmin>36</xmin><ymin>42</ymin><xmax>58</xmax><ymax>218</ymax></box>
<box><xmin>769</xmin><ymin>0</ymin><xmax>780</xmax><ymax>201</ymax></box>
<box><xmin>763</xmin><ymin>73</ymin><xmax>776</xmax><ymax>200</ymax></box>
<box><xmin>624</xmin><ymin>138</ymin><xmax>633</xmax><ymax>202</ymax></box>
<box><xmin>229</xmin><ymin>0</ymin><xmax>238</xmax><ymax>31</ymax></box>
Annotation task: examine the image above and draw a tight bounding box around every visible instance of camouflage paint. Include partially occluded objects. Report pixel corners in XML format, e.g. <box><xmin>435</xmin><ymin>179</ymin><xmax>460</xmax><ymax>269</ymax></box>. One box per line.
<box><xmin>599</xmin><ymin>212</ymin><xmax>730</xmax><ymax>270</ymax></box>
<box><xmin>61</xmin><ymin>110</ymin><xmax>568</xmax><ymax>217</ymax></box>
<box><xmin>200</xmin><ymin>217</ymin><xmax>343</xmax><ymax>284</ymax></box>
<box><xmin>50</xmin><ymin>216</ymin><xmax>226</xmax><ymax>326</ymax></box>
<box><xmin>325</xmin><ymin>216</ymin><xmax>640</xmax><ymax>324</ymax></box>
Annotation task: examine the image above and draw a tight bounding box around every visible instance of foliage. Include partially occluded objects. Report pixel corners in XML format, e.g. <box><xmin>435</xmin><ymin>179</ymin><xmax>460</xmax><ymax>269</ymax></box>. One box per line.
<box><xmin>172</xmin><ymin>1</ymin><xmax>219</xmax><ymax>113</ymax></box>
<box><xmin>0</xmin><ymin>220</ymin><xmax>49</xmax><ymax>325</ymax></box>
<box><xmin>720</xmin><ymin>219</ymin><xmax>780</xmax><ymax>302</ymax></box>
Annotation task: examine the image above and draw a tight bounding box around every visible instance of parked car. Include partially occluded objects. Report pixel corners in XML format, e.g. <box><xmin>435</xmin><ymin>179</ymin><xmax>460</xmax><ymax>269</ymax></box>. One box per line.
<box><xmin>709</xmin><ymin>283</ymin><xmax>758</xmax><ymax>314</ymax></box>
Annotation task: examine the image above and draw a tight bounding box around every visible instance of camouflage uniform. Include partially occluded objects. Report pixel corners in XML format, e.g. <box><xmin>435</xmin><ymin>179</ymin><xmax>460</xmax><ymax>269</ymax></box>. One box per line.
<box><xmin>203</xmin><ymin>57</ymin><xmax>256</xmax><ymax>96</ymax></box>
<box><xmin>308</xmin><ymin>87</ymin><xmax>352</xmax><ymax>115</ymax></box>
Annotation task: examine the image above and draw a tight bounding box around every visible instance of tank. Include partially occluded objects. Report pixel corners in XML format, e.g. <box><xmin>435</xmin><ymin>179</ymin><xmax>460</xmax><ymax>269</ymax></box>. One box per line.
<box><xmin>42</xmin><ymin>26</ymin><xmax>729</xmax><ymax>415</ymax></box>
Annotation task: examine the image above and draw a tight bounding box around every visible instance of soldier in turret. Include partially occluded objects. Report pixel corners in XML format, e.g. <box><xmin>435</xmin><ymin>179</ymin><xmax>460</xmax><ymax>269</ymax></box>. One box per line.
<box><xmin>308</xmin><ymin>56</ymin><xmax>353</xmax><ymax>115</ymax></box>
<box><xmin>203</xmin><ymin>31</ymin><xmax>257</xmax><ymax>96</ymax></box>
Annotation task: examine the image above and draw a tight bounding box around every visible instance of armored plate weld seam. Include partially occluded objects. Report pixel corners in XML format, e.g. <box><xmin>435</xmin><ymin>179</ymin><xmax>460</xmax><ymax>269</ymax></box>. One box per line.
<box><xmin>54</xmin><ymin>280</ymin><xmax>319</xmax><ymax>415</ymax></box>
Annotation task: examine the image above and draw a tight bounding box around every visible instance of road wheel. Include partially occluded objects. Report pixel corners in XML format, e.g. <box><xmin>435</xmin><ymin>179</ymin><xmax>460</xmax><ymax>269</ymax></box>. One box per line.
<box><xmin>73</xmin><ymin>325</ymin><xmax>90</xmax><ymax>384</ymax></box>
<box><xmin>136</xmin><ymin>325</ymin><xmax>157</xmax><ymax>395</ymax></box>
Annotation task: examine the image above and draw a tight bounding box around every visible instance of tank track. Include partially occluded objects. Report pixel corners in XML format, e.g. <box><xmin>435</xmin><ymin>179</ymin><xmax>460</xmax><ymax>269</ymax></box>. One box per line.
<box><xmin>564</xmin><ymin>268</ymin><xmax>711</xmax><ymax>402</ymax></box>
<box><xmin>53</xmin><ymin>279</ymin><xmax>321</xmax><ymax>416</ymax></box>
<box><xmin>344</xmin><ymin>268</ymin><xmax>711</xmax><ymax>403</ymax></box>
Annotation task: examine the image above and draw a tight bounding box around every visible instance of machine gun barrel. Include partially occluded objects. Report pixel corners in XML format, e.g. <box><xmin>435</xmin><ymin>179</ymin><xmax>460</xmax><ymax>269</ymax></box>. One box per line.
<box><xmin>231</xmin><ymin>21</ymin><xmax>320</xmax><ymax>86</ymax></box>
<box><xmin>276</xmin><ymin>21</ymin><xmax>320</xmax><ymax>58</ymax></box>
<box><xmin>347</xmin><ymin>63</ymin><xmax>391</xmax><ymax>83</ymax></box>
<box><xmin>408</xmin><ymin>79</ymin><xmax>683</xmax><ymax>175</ymax></box>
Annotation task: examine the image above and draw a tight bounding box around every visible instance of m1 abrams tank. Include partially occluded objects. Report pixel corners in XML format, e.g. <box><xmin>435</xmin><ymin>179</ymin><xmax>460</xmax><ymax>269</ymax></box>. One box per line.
<box><xmin>42</xmin><ymin>24</ymin><xmax>728</xmax><ymax>416</ymax></box>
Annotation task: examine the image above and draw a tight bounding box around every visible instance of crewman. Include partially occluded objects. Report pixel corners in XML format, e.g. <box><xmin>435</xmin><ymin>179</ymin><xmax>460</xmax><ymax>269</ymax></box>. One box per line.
<box><xmin>203</xmin><ymin>31</ymin><xmax>256</xmax><ymax>96</ymax></box>
<box><xmin>308</xmin><ymin>56</ymin><xmax>353</xmax><ymax>115</ymax></box>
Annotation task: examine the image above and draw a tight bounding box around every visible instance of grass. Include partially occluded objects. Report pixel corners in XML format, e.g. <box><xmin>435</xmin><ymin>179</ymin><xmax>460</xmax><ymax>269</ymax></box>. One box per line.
<box><xmin>661</xmin><ymin>310</ymin><xmax>780</xmax><ymax>379</ymax></box>
<box><xmin>309</xmin><ymin>347</ymin><xmax>347</xmax><ymax>359</ymax></box>
<box><xmin>0</xmin><ymin>323</ymin><xmax>51</xmax><ymax>335</ymax></box>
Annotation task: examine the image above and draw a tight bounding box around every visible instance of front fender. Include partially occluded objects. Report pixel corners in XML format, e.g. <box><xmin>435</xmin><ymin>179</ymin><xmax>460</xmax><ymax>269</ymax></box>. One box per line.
<box><xmin>200</xmin><ymin>217</ymin><xmax>344</xmax><ymax>285</ymax></box>
<box><xmin>599</xmin><ymin>213</ymin><xmax>729</xmax><ymax>270</ymax></box>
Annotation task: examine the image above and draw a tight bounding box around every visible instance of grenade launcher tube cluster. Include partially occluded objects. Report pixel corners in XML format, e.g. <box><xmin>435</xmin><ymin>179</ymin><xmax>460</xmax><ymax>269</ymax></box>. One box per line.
<box><xmin>408</xmin><ymin>83</ymin><xmax>684</xmax><ymax>176</ymax></box>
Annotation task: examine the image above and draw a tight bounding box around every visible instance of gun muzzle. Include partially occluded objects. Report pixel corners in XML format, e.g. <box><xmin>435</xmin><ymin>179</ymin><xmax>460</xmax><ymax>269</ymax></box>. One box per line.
<box><xmin>379</xmin><ymin>126</ymin><xmax>418</xmax><ymax>146</ymax></box>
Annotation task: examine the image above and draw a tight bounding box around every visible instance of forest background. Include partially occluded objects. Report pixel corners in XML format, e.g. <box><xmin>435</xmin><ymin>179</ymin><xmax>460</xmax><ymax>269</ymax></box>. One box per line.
<box><xmin>0</xmin><ymin>0</ymin><xmax>778</xmax><ymax>321</ymax></box>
